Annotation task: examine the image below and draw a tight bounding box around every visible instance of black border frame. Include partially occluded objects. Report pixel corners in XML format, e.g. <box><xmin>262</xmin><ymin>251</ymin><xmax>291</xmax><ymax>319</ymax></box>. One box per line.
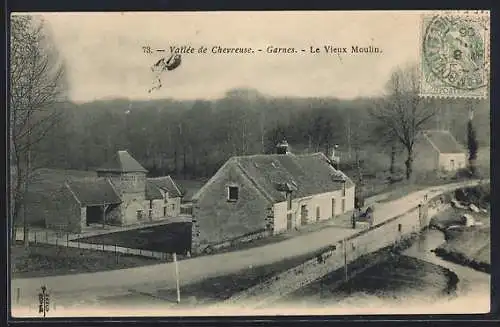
<box><xmin>3</xmin><ymin>1</ymin><xmax>499</xmax><ymax>326</ymax></box>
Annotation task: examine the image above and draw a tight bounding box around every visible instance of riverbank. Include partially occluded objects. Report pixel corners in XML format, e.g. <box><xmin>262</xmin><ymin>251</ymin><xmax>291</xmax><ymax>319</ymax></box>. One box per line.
<box><xmin>433</xmin><ymin>227</ymin><xmax>490</xmax><ymax>273</ymax></box>
<box><xmin>429</xmin><ymin>193</ymin><xmax>490</xmax><ymax>273</ymax></box>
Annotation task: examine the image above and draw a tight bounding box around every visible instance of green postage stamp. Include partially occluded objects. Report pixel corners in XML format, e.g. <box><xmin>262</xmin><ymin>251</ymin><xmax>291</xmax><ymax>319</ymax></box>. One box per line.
<box><xmin>420</xmin><ymin>11</ymin><xmax>490</xmax><ymax>98</ymax></box>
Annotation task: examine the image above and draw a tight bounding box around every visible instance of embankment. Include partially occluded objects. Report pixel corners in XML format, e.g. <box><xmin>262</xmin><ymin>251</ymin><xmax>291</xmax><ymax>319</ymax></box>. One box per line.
<box><xmin>429</xmin><ymin>184</ymin><xmax>490</xmax><ymax>273</ymax></box>
<box><xmin>221</xmin><ymin>192</ymin><xmax>453</xmax><ymax>308</ymax></box>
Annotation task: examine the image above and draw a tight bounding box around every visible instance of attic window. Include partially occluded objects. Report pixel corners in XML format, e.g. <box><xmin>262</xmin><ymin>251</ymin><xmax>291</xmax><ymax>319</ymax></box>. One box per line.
<box><xmin>227</xmin><ymin>186</ymin><xmax>239</xmax><ymax>202</ymax></box>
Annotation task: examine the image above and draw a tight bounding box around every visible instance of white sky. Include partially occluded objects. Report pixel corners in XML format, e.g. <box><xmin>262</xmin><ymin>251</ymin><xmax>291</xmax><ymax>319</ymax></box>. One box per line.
<box><xmin>35</xmin><ymin>11</ymin><xmax>433</xmax><ymax>103</ymax></box>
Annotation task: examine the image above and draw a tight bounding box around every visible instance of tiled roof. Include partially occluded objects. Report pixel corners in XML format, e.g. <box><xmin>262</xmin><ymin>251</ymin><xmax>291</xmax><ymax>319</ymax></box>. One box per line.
<box><xmin>194</xmin><ymin>152</ymin><xmax>353</xmax><ymax>203</ymax></box>
<box><xmin>145</xmin><ymin>180</ymin><xmax>163</xmax><ymax>200</ymax></box>
<box><xmin>66</xmin><ymin>178</ymin><xmax>122</xmax><ymax>206</ymax></box>
<box><xmin>148</xmin><ymin>176</ymin><xmax>183</xmax><ymax>198</ymax></box>
<box><xmin>96</xmin><ymin>150</ymin><xmax>148</xmax><ymax>173</ymax></box>
<box><xmin>423</xmin><ymin>130</ymin><xmax>465</xmax><ymax>154</ymax></box>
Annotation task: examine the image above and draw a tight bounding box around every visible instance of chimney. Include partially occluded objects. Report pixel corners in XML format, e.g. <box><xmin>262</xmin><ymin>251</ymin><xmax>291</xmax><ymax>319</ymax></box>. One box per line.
<box><xmin>276</xmin><ymin>139</ymin><xmax>289</xmax><ymax>155</ymax></box>
<box><xmin>331</xmin><ymin>144</ymin><xmax>340</xmax><ymax>168</ymax></box>
<box><xmin>469</xmin><ymin>107</ymin><xmax>475</xmax><ymax>121</ymax></box>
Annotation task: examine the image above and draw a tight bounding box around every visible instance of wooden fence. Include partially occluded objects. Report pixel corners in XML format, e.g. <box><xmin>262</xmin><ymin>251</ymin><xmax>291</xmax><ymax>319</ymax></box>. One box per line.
<box><xmin>23</xmin><ymin>230</ymin><xmax>184</xmax><ymax>261</ymax></box>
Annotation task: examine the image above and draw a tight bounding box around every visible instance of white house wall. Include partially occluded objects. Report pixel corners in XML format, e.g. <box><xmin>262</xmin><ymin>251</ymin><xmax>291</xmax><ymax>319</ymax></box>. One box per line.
<box><xmin>439</xmin><ymin>153</ymin><xmax>467</xmax><ymax>172</ymax></box>
<box><xmin>273</xmin><ymin>185</ymin><xmax>355</xmax><ymax>234</ymax></box>
<box><xmin>143</xmin><ymin>196</ymin><xmax>182</xmax><ymax>221</ymax></box>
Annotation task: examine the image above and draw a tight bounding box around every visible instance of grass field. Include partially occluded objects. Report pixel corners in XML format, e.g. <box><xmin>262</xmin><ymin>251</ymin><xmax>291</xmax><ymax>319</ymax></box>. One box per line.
<box><xmin>115</xmin><ymin>245</ymin><xmax>339</xmax><ymax>307</ymax></box>
<box><xmin>11</xmin><ymin>243</ymin><xmax>162</xmax><ymax>279</ymax></box>
<box><xmin>76</xmin><ymin>222</ymin><xmax>192</xmax><ymax>254</ymax></box>
<box><xmin>430</xmin><ymin>203</ymin><xmax>490</xmax><ymax>273</ymax></box>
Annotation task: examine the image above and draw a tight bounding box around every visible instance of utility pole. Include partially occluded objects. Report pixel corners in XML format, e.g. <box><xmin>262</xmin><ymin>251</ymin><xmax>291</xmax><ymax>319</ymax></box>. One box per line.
<box><xmin>173</xmin><ymin>252</ymin><xmax>180</xmax><ymax>303</ymax></box>
<box><xmin>343</xmin><ymin>238</ymin><xmax>348</xmax><ymax>282</ymax></box>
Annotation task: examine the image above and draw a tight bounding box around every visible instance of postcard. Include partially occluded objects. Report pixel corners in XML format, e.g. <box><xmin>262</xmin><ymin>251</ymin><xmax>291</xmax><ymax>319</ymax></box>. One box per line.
<box><xmin>9</xmin><ymin>10</ymin><xmax>491</xmax><ymax>318</ymax></box>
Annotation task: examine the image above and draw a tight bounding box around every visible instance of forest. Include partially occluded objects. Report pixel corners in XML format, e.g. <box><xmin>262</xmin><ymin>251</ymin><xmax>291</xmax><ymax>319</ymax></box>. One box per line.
<box><xmin>31</xmin><ymin>88</ymin><xmax>490</xmax><ymax>181</ymax></box>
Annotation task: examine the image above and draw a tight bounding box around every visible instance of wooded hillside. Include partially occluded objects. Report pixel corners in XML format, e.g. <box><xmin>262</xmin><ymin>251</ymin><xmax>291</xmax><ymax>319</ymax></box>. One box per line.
<box><xmin>31</xmin><ymin>88</ymin><xmax>490</xmax><ymax>180</ymax></box>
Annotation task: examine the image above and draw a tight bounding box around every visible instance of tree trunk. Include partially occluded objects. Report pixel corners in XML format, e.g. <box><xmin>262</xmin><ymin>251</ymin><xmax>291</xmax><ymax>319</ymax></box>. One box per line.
<box><xmin>405</xmin><ymin>150</ymin><xmax>413</xmax><ymax>180</ymax></box>
<box><xmin>355</xmin><ymin>148</ymin><xmax>363</xmax><ymax>185</ymax></box>
<box><xmin>390</xmin><ymin>142</ymin><xmax>396</xmax><ymax>175</ymax></box>
<box><xmin>23</xmin><ymin>117</ymin><xmax>32</xmax><ymax>249</ymax></box>
<box><xmin>174</xmin><ymin>147</ymin><xmax>178</xmax><ymax>177</ymax></box>
<box><xmin>183</xmin><ymin>146</ymin><xmax>187</xmax><ymax>180</ymax></box>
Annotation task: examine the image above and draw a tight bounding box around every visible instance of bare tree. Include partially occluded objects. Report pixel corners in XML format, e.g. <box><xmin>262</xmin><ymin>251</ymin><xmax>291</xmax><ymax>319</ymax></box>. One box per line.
<box><xmin>10</xmin><ymin>15</ymin><xmax>66</xmax><ymax>245</ymax></box>
<box><xmin>370</xmin><ymin>64</ymin><xmax>436</xmax><ymax>180</ymax></box>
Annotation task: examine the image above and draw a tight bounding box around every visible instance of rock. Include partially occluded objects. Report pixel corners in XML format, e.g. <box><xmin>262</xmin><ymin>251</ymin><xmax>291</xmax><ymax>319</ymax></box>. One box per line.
<box><xmin>469</xmin><ymin>204</ymin><xmax>480</xmax><ymax>213</ymax></box>
<box><xmin>461</xmin><ymin>214</ymin><xmax>475</xmax><ymax>227</ymax></box>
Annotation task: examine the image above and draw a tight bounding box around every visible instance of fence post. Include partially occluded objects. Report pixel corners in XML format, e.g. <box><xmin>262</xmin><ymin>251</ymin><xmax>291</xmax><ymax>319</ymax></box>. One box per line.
<box><xmin>66</xmin><ymin>233</ymin><xmax>69</xmax><ymax>247</ymax></box>
<box><xmin>45</xmin><ymin>231</ymin><xmax>48</xmax><ymax>242</ymax></box>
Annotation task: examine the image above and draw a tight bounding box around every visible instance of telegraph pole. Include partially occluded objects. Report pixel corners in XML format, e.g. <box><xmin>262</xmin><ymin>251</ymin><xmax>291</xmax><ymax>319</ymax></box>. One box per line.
<box><xmin>173</xmin><ymin>252</ymin><xmax>180</xmax><ymax>303</ymax></box>
<box><xmin>343</xmin><ymin>238</ymin><xmax>348</xmax><ymax>282</ymax></box>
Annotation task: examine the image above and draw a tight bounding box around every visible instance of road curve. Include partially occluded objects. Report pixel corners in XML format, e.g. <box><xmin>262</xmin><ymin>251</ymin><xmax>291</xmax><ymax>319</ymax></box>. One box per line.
<box><xmin>11</xmin><ymin>180</ymin><xmax>483</xmax><ymax>303</ymax></box>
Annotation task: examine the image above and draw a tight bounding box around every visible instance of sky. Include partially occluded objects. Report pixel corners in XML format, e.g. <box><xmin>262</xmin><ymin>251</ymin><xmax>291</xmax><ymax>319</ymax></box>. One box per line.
<box><xmin>36</xmin><ymin>11</ymin><xmax>432</xmax><ymax>103</ymax></box>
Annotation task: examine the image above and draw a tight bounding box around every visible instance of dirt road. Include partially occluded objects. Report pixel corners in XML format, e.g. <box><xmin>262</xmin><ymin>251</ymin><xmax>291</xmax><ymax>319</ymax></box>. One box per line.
<box><xmin>11</xmin><ymin>180</ymin><xmax>481</xmax><ymax>312</ymax></box>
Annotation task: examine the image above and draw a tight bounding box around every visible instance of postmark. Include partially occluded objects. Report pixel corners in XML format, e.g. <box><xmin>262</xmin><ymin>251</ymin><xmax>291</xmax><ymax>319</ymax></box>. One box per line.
<box><xmin>420</xmin><ymin>12</ymin><xmax>490</xmax><ymax>98</ymax></box>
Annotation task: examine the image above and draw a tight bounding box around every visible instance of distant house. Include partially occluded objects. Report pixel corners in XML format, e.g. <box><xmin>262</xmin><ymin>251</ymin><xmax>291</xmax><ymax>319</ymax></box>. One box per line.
<box><xmin>146</xmin><ymin>176</ymin><xmax>183</xmax><ymax>219</ymax></box>
<box><xmin>22</xmin><ymin>150</ymin><xmax>183</xmax><ymax>233</ymax></box>
<box><xmin>191</xmin><ymin>141</ymin><xmax>355</xmax><ymax>253</ymax></box>
<box><xmin>414</xmin><ymin>130</ymin><xmax>467</xmax><ymax>173</ymax></box>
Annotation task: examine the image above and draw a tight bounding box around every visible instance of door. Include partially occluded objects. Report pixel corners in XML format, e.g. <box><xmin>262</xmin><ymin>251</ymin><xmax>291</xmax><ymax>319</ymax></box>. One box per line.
<box><xmin>332</xmin><ymin>198</ymin><xmax>336</xmax><ymax>218</ymax></box>
<box><xmin>300</xmin><ymin>205</ymin><xmax>308</xmax><ymax>225</ymax></box>
<box><xmin>86</xmin><ymin>206</ymin><xmax>101</xmax><ymax>226</ymax></box>
<box><xmin>341</xmin><ymin>199</ymin><xmax>346</xmax><ymax>213</ymax></box>
<box><xmin>286</xmin><ymin>213</ymin><xmax>293</xmax><ymax>230</ymax></box>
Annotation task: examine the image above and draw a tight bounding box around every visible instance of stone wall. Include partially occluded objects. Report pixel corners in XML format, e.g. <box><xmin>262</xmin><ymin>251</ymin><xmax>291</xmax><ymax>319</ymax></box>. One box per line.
<box><xmin>224</xmin><ymin>191</ymin><xmax>452</xmax><ymax>306</ymax></box>
<box><xmin>192</xmin><ymin>161</ymin><xmax>270</xmax><ymax>253</ymax></box>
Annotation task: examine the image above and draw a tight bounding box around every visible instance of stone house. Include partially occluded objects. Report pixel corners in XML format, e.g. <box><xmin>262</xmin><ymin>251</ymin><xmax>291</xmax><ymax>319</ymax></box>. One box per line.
<box><xmin>191</xmin><ymin>141</ymin><xmax>355</xmax><ymax>253</ymax></box>
<box><xmin>25</xmin><ymin>150</ymin><xmax>183</xmax><ymax>233</ymax></box>
<box><xmin>414</xmin><ymin>130</ymin><xmax>467</xmax><ymax>173</ymax></box>
<box><xmin>145</xmin><ymin>176</ymin><xmax>183</xmax><ymax>219</ymax></box>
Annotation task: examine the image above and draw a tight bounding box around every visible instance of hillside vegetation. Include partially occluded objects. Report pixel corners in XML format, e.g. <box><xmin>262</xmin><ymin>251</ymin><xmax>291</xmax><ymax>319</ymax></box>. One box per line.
<box><xmin>23</xmin><ymin>89</ymin><xmax>490</xmax><ymax>182</ymax></box>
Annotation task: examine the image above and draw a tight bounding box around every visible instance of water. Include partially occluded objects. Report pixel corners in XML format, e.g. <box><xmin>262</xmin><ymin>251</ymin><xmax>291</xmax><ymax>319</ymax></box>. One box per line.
<box><xmin>276</xmin><ymin>228</ymin><xmax>490</xmax><ymax>314</ymax></box>
<box><xmin>402</xmin><ymin>228</ymin><xmax>490</xmax><ymax>298</ymax></box>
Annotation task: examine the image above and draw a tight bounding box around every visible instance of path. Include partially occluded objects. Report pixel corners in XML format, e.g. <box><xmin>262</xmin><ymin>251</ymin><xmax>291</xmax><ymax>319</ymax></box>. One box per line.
<box><xmin>11</xmin><ymin>180</ymin><xmax>481</xmax><ymax>308</ymax></box>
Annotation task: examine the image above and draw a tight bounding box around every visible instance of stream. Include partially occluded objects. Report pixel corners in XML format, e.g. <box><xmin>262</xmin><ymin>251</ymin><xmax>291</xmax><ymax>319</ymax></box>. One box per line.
<box><xmin>402</xmin><ymin>228</ymin><xmax>490</xmax><ymax>298</ymax></box>
<box><xmin>275</xmin><ymin>228</ymin><xmax>490</xmax><ymax>314</ymax></box>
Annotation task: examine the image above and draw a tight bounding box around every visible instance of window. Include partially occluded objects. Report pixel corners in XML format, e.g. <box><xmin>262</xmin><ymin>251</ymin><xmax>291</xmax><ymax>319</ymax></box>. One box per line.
<box><xmin>227</xmin><ymin>186</ymin><xmax>239</xmax><ymax>201</ymax></box>
<box><xmin>341</xmin><ymin>198</ymin><xmax>346</xmax><ymax>213</ymax></box>
<box><xmin>163</xmin><ymin>206</ymin><xmax>167</xmax><ymax>216</ymax></box>
<box><xmin>286</xmin><ymin>192</ymin><xmax>292</xmax><ymax>210</ymax></box>
<box><xmin>316</xmin><ymin>207</ymin><xmax>320</xmax><ymax>221</ymax></box>
<box><xmin>171</xmin><ymin>204</ymin><xmax>175</xmax><ymax>211</ymax></box>
<box><xmin>342</xmin><ymin>181</ymin><xmax>346</xmax><ymax>196</ymax></box>
<box><xmin>137</xmin><ymin>210</ymin><xmax>143</xmax><ymax>220</ymax></box>
<box><xmin>398</xmin><ymin>224</ymin><xmax>402</xmax><ymax>232</ymax></box>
